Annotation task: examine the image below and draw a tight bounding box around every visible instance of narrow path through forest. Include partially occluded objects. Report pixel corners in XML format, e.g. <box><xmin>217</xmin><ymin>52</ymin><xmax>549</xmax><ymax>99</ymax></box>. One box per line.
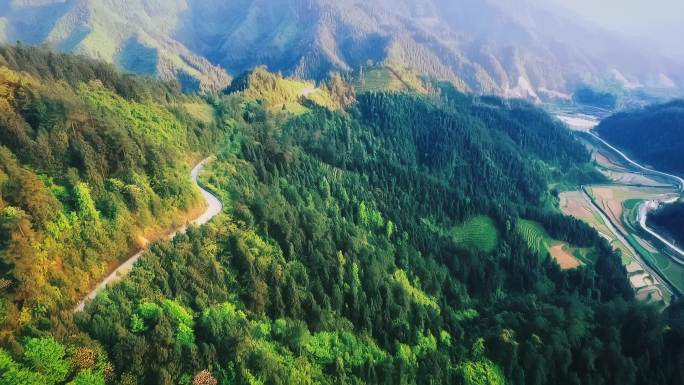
<box><xmin>73</xmin><ymin>157</ymin><xmax>222</xmax><ymax>312</ymax></box>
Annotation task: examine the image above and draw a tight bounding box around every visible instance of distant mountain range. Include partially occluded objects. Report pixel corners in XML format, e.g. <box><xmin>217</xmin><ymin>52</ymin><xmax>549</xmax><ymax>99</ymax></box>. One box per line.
<box><xmin>2</xmin><ymin>0</ymin><xmax>682</xmax><ymax>98</ymax></box>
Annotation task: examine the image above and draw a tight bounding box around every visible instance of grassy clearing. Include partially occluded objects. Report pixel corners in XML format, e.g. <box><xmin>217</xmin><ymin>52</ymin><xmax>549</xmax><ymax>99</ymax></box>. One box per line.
<box><xmin>451</xmin><ymin>216</ymin><xmax>499</xmax><ymax>253</ymax></box>
<box><xmin>421</xmin><ymin>215</ymin><xmax>499</xmax><ymax>253</ymax></box>
<box><xmin>183</xmin><ymin>102</ymin><xmax>215</xmax><ymax>123</ymax></box>
<box><xmin>354</xmin><ymin>66</ymin><xmax>427</xmax><ymax>94</ymax></box>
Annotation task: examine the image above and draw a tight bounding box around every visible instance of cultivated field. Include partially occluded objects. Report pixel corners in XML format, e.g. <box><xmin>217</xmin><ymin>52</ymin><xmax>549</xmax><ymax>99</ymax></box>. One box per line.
<box><xmin>354</xmin><ymin>66</ymin><xmax>428</xmax><ymax>93</ymax></box>
<box><xmin>587</xmin><ymin>185</ymin><xmax>676</xmax><ymax>235</ymax></box>
<box><xmin>451</xmin><ymin>215</ymin><xmax>499</xmax><ymax>253</ymax></box>
<box><xmin>516</xmin><ymin>219</ymin><xmax>583</xmax><ymax>269</ymax></box>
<box><xmin>560</xmin><ymin>191</ymin><xmax>636</xmax><ymax>264</ymax></box>
<box><xmin>549</xmin><ymin>245</ymin><xmax>582</xmax><ymax>269</ymax></box>
<box><xmin>421</xmin><ymin>215</ymin><xmax>499</xmax><ymax>254</ymax></box>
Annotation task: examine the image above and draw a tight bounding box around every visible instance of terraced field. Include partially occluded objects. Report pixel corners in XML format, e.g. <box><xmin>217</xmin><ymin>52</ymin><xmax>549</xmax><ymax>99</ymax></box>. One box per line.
<box><xmin>421</xmin><ymin>215</ymin><xmax>499</xmax><ymax>253</ymax></box>
<box><xmin>516</xmin><ymin>219</ymin><xmax>551</xmax><ymax>255</ymax></box>
<box><xmin>516</xmin><ymin>219</ymin><xmax>585</xmax><ymax>269</ymax></box>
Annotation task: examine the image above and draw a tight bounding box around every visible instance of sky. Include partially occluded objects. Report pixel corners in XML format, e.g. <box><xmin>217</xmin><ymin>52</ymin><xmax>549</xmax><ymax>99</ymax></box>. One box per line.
<box><xmin>547</xmin><ymin>0</ymin><xmax>684</xmax><ymax>57</ymax></box>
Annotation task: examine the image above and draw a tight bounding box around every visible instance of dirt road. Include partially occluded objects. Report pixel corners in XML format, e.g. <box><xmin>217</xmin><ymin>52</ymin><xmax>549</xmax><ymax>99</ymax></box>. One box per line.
<box><xmin>73</xmin><ymin>157</ymin><xmax>222</xmax><ymax>312</ymax></box>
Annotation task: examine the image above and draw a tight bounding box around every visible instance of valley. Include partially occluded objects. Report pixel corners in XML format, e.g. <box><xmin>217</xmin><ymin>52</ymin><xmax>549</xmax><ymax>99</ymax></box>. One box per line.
<box><xmin>1</xmin><ymin>20</ymin><xmax>684</xmax><ymax>382</ymax></box>
<box><xmin>559</xmin><ymin>114</ymin><xmax>684</xmax><ymax>303</ymax></box>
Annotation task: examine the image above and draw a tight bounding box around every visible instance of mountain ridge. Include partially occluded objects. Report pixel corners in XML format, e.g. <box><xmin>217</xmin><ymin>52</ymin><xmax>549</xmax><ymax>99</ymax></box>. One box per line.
<box><xmin>1</xmin><ymin>0</ymin><xmax>681</xmax><ymax>98</ymax></box>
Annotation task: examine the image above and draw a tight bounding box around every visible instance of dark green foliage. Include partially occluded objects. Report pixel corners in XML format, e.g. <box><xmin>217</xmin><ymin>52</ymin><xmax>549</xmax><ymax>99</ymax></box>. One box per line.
<box><xmin>647</xmin><ymin>202</ymin><xmax>684</xmax><ymax>246</ymax></box>
<box><xmin>75</xmin><ymin>86</ymin><xmax>683</xmax><ymax>385</ymax></box>
<box><xmin>1</xmin><ymin>46</ymin><xmax>682</xmax><ymax>385</ymax></box>
<box><xmin>596</xmin><ymin>100</ymin><xmax>684</xmax><ymax>175</ymax></box>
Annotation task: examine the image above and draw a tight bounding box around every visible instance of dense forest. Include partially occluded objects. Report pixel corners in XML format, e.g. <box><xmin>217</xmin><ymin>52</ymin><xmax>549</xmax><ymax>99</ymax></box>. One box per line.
<box><xmin>0</xmin><ymin>45</ymin><xmax>683</xmax><ymax>385</ymax></box>
<box><xmin>596</xmin><ymin>100</ymin><xmax>684</xmax><ymax>175</ymax></box>
<box><xmin>0</xmin><ymin>44</ymin><xmax>225</xmax><ymax>350</ymax></box>
<box><xmin>648</xmin><ymin>202</ymin><xmax>684</xmax><ymax>246</ymax></box>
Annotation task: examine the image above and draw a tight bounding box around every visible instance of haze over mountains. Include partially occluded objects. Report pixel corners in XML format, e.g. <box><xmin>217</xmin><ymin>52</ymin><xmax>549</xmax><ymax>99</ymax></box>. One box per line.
<box><xmin>1</xmin><ymin>0</ymin><xmax>682</xmax><ymax>98</ymax></box>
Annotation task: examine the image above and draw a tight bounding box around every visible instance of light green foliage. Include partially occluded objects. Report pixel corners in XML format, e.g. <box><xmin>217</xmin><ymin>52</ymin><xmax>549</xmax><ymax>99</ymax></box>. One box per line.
<box><xmin>392</xmin><ymin>270</ymin><xmax>440</xmax><ymax>313</ymax></box>
<box><xmin>162</xmin><ymin>300</ymin><xmax>195</xmax><ymax>347</ymax></box>
<box><xmin>516</xmin><ymin>219</ymin><xmax>552</xmax><ymax>255</ymax></box>
<box><xmin>137</xmin><ymin>302</ymin><xmax>162</xmax><ymax>321</ymax></box>
<box><xmin>453</xmin><ymin>309</ymin><xmax>479</xmax><ymax>322</ymax></box>
<box><xmin>201</xmin><ymin>302</ymin><xmax>248</xmax><ymax>328</ymax></box>
<box><xmin>440</xmin><ymin>330</ymin><xmax>452</xmax><ymax>347</ymax></box>
<box><xmin>130</xmin><ymin>313</ymin><xmax>146</xmax><ymax>334</ymax></box>
<box><xmin>0</xmin><ymin>350</ymin><xmax>45</xmax><ymax>385</ymax></box>
<box><xmin>414</xmin><ymin>332</ymin><xmax>437</xmax><ymax>356</ymax></box>
<box><xmin>456</xmin><ymin>339</ymin><xmax>506</xmax><ymax>385</ymax></box>
<box><xmin>163</xmin><ymin>300</ymin><xmax>194</xmax><ymax>326</ymax></box>
<box><xmin>358</xmin><ymin>201</ymin><xmax>369</xmax><ymax>226</ymax></box>
<box><xmin>305</xmin><ymin>331</ymin><xmax>388</xmax><ymax>368</ymax></box>
<box><xmin>67</xmin><ymin>369</ymin><xmax>106</xmax><ymax>385</ymax></box>
<box><xmin>73</xmin><ymin>182</ymin><xmax>99</xmax><ymax>221</ymax></box>
<box><xmin>457</xmin><ymin>360</ymin><xmax>506</xmax><ymax>385</ymax></box>
<box><xmin>386</xmin><ymin>220</ymin><xmax>395</xmax><ymax>238</ymax></box>
<box><xmin>176</xmin><ymin>323</ymin><xmax>195</xmax><ymax>348</ymax></box>
<box><xmin>451</xmin><ymin>216</ymin><xmax>499</xmax><ymax>253</ymax></box>
<box><xmin>79</xmin><ymin>83</ymin><xmax>187</xmax><ymax>147</ymax></box>
<box><xmin>23</xmin><ymin>337</ymin><xmax>69</xmax><ymax>385</ymax></box>
<box><xmin>358</xmin><ymin>201</ymin><xmax>384</xmax><ymax>230</ymax></box>
<box><xmin>396</xmin><ymin>343</ymin><xmax>416</xmax><ymax>368</ymax></box>
<box><xmin>422</xmin><ymin>216</ymin><xmax>500</xmax><ymax>253</ymax></box>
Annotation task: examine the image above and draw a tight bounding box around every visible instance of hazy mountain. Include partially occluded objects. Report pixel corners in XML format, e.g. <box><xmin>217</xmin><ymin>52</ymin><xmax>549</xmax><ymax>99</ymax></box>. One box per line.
<box><xmin>0</xmin><ymin>0</ymin><xmax>232</xmax><ymax>91</ymax></box>
<box><xmin>1</xmin><ymin>0</ymin><xmax>681</xmax><ymax>97</ymax></box>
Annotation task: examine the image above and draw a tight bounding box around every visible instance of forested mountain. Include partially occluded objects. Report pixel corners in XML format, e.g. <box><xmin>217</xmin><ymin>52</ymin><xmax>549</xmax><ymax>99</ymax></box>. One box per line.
<box><xmin>1</xmin><ymin>0</ymin><xmax>681</xmax><ymax>97</ymax></box>
<box><xmin>0</xmin><ymin>44</ymin><xmax>224</xmax><ymax>345</ymax></box>
<box><xmin>1</xmin><ymin>45</ymin><xmax>683</xmax><ymax>385</ymax></box>
<box><xmin>596</xmin><ymin>100</ymin><xmax>684</xmax><ymax>176</ymax></box>
<box><xmin>648</xmin><ymin>202</ymin><xmax>684</xmax><ymax>247</ymax></box>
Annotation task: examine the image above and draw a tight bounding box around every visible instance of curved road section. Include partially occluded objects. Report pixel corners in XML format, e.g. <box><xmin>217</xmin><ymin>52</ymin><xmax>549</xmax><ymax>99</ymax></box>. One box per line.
<box><xmin>74</xmin><ymin>157</ymin><xmax>222</xmax><ymax>312</ymax></box>
<box><xmin>588</xmin><ymin>132</ymin><xmax>684</xmax><ymax>264</ymax></box>
<box><xmin>588</xmin><ymin>132</ymin><xmax>684</xmax><ymax>192</ymax></box>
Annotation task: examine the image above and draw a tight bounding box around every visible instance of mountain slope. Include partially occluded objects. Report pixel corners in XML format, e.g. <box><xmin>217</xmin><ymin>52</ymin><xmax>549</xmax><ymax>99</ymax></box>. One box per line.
<box><xmin>596</xmin><ymin>100</ymin><xmax>684</xmax><ymax>176</ymax></box>
<box><xmin>0</xmin><ymin>44</ymin><xmax>222</xmax><ymax>336</ymax></box>
<box><xmin>1</xmin><ymin>0</ymin><xmax>681</xmax><ymax>98</ymax></box>
<box><xmin>0</xmin><ymin>45</ymin><xmax>683</xmax><ymax>385</ymax></box>
<box><xmin>0</xmin><ymin>0</ymin><xmax>231</xmax><ymax>91</ymax></box>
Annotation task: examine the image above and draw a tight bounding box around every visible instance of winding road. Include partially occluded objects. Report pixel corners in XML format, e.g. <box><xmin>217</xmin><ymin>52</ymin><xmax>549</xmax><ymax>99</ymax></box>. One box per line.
<box><xmin>580</xmin><ymin>187</ymin><xmax>673</xmax><ymax>297</ymax></box>
<box><xmin>588</xmin><ymin>132</ymin><xmax>684</xmax><ymax>192</ymax></box>
<box><xmin>73</xmin><ymin>157</ymin><xmax>222</xmax><ymax>312</ymax></box>
<box><xmin>587</xmin><ymin>132</ymin><xmax>684</xmax><ymax>264</ymax></box>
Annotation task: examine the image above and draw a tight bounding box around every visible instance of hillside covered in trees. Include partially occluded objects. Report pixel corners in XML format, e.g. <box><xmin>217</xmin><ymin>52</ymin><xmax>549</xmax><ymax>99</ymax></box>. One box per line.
<box><xmin>596</xmin><ymin>100</ymin><xmax>684</xmax><ymax>176</ymax></box>
<box><xmin>0</xmin><ymin>46</ymin><xmax>683</xmax><ymax>385</ymax></box>
<box><xmin>0</xmin><ymin>44</ymin><xmax>224</xmax><ymax>350</ymax></box>
<box><xmin>648</xmin><ymin>202</ymin><xmax>684</xmax><ymax>247</ymax></box>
